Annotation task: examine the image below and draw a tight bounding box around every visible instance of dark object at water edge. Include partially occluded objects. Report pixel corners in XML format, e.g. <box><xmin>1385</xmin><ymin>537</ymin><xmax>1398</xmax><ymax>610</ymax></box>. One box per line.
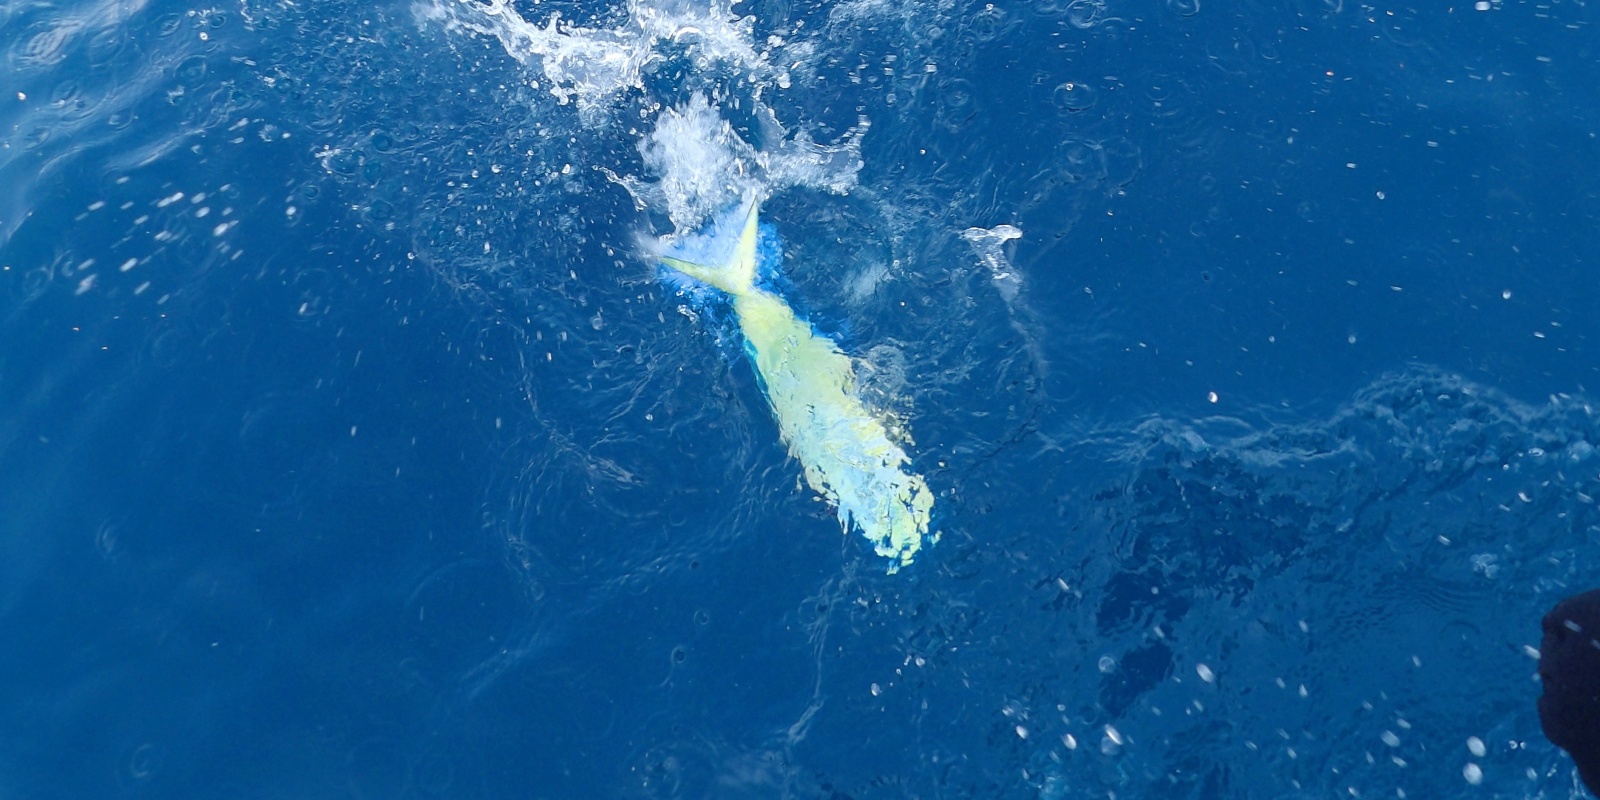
<box><xmin>1540</xmin><ymin>588</ymin><xmax>1600</xmax><ymax>797</ymax></box>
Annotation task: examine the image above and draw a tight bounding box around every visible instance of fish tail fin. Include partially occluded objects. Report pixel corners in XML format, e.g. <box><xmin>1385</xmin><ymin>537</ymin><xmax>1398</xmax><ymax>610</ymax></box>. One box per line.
<box><xmin>660</xmin><ymin>198</ymin><xmax>760</xmax><ymax>296</ymax></box>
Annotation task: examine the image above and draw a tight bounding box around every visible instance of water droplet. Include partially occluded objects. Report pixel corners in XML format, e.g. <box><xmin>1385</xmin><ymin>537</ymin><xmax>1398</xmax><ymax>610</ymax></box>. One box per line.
<box><xmin>1053</xmin><ymin>81</ymin><xmax>1098</xmax><ymax>113</ymax></box>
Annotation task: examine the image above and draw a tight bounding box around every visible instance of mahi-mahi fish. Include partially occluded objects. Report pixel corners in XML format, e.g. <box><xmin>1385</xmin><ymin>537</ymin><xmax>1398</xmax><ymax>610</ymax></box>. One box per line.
<box><xmin>660</xmin><ymin>198</ymin><xmax>936</xmax><ymax>572</ymax></box>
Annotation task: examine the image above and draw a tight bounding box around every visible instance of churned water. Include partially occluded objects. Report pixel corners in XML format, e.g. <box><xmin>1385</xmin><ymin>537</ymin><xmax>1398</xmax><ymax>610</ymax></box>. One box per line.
<box><xmin>3</xmin><ymin>0</ymin><xmax>1599</xmax><ymax>797</ymax></box>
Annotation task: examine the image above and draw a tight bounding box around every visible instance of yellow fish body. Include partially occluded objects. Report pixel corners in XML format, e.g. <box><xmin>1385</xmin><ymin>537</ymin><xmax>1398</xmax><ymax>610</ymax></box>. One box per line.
<box><xmin>662</xmin><ymin>200</ymin><xmax>935</xmax><ymax>571</ymax></box>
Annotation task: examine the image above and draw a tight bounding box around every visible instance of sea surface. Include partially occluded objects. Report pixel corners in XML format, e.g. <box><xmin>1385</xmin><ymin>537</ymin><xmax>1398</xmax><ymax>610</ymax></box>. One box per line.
<box><xmin>3</xmin><ymin>0</ymin><xmax>1599</xmax><ymax>797</ymax></box>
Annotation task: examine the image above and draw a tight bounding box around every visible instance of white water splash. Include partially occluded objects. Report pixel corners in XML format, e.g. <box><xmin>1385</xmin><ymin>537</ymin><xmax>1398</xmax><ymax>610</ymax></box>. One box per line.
<box><xmin>428</xmin><ymin>0</ymin><xmax>868</xmax><ymax>230</ymax></box>
<box><xmin>621</xmin><ymin>93</ymin><xmax>867</xmax><ymax>229</ymax></box>
<box><xmin>962</xmin><ymin>224</ymin><xmax>1023</xmax><ymax>302</ymax></box>
<box><xmin>423</xmin><ymin>0</ymin><xmax>767</xmax><ymax>121</ymax></box>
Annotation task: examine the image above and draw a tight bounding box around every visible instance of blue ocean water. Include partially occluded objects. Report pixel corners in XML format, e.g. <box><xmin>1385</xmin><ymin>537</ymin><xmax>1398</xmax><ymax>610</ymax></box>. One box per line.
<box><xmin>3</xmin><ymin>0</ymin><xmax>1599</xmax><ymax>797</ymax></box>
